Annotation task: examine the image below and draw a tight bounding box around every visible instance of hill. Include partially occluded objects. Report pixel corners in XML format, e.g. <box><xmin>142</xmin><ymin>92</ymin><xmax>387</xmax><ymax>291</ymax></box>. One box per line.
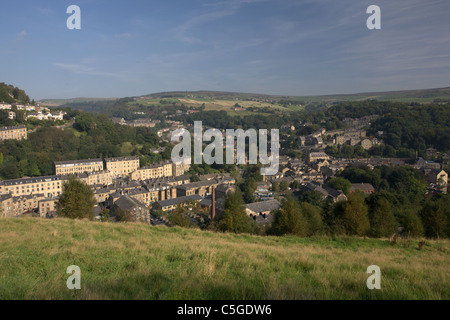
<box><xmin>0</xmin><ymin>82</ymin><xmax>31</xmax><ymax>104</ymax></box>
<box><xmin>141</xmin><ymin>87</ymin><xmax>450</xmax><ymax>104</ymax></box>
<box><xmin>42</xmin><ymin>86</ymin><xmax>450</xmax><ymax>116</ymax></box>
<box><xmin>0</xmin><ymin>218</ymin><xmax>448</xmax><ymax>300</ymax></box>
<box><xmin>39</xmin><ymin>97</ymin><xmax>118</xmax><ymax>107</ymax></box>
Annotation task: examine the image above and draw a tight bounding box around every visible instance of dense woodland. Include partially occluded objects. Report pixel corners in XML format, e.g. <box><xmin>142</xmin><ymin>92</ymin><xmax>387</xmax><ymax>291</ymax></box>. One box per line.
<box><xmin>0</xmin><ymin>112</ymin><xmax>170</xmax><ymax>179</ymax></box>
<box><xmin>0</xmin><ymin>83</ymin><xmax>31</xmax><ymax>105</ymax></box>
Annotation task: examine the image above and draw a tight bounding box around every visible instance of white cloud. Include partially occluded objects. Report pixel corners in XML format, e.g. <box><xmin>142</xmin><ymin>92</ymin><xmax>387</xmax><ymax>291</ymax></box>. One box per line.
<box><xmin>54</xmin><ymin>63</ymin><xmax>121</xmax><ymax>78</ymax></box>
<box><xmin>15</xmin><ymin>30</ymin><xmax>27</xmax><ymax>41</ymax></box>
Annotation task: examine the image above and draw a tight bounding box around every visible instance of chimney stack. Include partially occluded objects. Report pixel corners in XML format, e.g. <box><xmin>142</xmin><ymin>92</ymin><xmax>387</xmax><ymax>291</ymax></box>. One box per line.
<box><xmin>211</xmin><ymin>186</ymin><xmax>216</xmax><ymax>221</ymax></box>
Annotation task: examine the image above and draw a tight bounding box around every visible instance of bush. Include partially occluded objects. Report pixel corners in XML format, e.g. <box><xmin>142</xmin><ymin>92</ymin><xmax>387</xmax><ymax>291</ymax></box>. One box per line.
<box><xmin>404</xmin><ymin>212</ymin><xmax>424</xmax><ymax>237</ymax></box>
<box><xmin>301</xmin><ymin>202</ymin><xmax>324</xmax><ymax>236</ymax></box>
<box><xmin>168</xmin><ymin>211</ymin><xmax>194</xmax><ymax>228</ymax></box>
<box><xmin>420</xmin><ymin>202</ymin><xmax>448</xmax><ymax>238</ymax></box>
<box><xmin>334</xmin><ymin>191</ymin><xmax>370</xmax><ymax>236</ymax></box>
<box><xmin>369</xmin><ymin>198</ymin><xmax>397</xmax><ymax>237</ymax></box>
<box><xmin>327</xmin><ymin>177</ymin><xmax>352</xmax><ymax>195</ymax></box>
<box><xmin>271</xmin><ymin>198</ymin><xmax>308</xmax><ymax>237</ymax></box>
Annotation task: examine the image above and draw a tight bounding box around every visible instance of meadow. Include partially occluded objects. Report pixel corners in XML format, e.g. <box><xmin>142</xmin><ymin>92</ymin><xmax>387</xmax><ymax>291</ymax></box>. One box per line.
<box><xmin>0</xmin><ymin>217</ymin><xmax>448</xmax><ymax>300</ymax></box>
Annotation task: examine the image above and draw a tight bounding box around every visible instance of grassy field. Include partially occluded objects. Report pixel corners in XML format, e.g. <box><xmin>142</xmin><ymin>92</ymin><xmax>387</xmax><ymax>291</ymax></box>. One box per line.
<box><xmin>0</xmin><ymin>217</ymin><xmax>449</xmax><ymax>300</ymax></box>
<box><xmin>129</xmin><ymin>97</ymin><xmax>293</xmax><ymax>116</ymax></box>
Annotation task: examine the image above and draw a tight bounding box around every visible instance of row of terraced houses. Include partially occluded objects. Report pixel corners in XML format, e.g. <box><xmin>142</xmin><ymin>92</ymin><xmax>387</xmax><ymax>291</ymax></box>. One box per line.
<box><xmin>0</xmin><ymin>156</ymin><xmax>192</xmax><ymax>218</ymax></box>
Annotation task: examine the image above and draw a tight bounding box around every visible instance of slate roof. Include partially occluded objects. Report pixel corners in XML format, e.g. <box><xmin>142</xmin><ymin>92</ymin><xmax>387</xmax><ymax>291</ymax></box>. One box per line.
<box><xmin>156</xmin><ymin>194</ymin><xmax>203</xmax><ymax>208</ymax></box>
<box><xmin>245</xmin><ymin>199</ymin><xmax>280</xmax><ymax>214</ymax></box>
<box><xmin>54</xmin><ymin>159</ymin><xmax>102</xmax><ymax>166</ymax></box>
<box><xmin>114</xmin><ymin>195</ymin><xmax>147</xmax><ymax>211</ymax></box>
<box><xmin>350</xmin><ymin>183</ymin><xmax>375</xmax><ymax>193</ymax></box>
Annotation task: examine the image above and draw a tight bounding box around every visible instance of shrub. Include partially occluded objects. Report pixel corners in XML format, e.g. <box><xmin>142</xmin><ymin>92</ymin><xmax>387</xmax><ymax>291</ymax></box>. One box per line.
<box><xmin>334</xmin><ymin>191</ymin><xmax>370</xmax><ymax>236</ymax></box>
<box><xmin>301</xmin><ymin>202</ymin><xmax>324</xmax><ymax>236</ymax></box>
<box><xmin>420</xmin><ymin>202</ymin><xmax>448</xmax><ymax>238</ymax></box>
<box><xmin>405</xmin><ymin>212</ymin><xmax>424</xmax><ymax>237</ymax></box>
<box><xmin>271</xmin><ymin>198</ymin><xmax>308</xmax><ymax>237</ymax></box>
<box><xmin>369</xmin><ymin>198</ymin><xmax>397</xmax><ymax>237</ymax></box>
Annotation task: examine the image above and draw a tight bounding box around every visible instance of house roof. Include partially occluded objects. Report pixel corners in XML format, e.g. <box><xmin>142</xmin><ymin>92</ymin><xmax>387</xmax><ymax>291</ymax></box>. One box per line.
<box><xmin>114</xmin><ymin>195</ymin><xmax>147</xmax><ymax>211</ymax></box>
<box><xmin>176</xmin><ymin>179</ymin><xmax>219</xmax><ymax>190</ymax></box>
<box><xmin>0</xmin><ymin>175</ymin><xmax>63</xmax><ymax>186</ymax></box>
<box><xmin>54</xmin><ymin>159</ymin><xmax>102</xmax><ymax>166</ymax></box>
<box><xmin>245</xmin><ymin>199</ymin><xmax>280</xmax><ymax>215</ymax></box>
<box><xmin>0</xmin><ymin>125</ymin><xmax>26</xmax><ymax>131</ymax></box>
<box><xmin>350</xmin><ymin>183</ymin><xmax>375</xmax><ymax>192</ymax></box>
<box><xmin>105</xmin><ymin>156</ymin><xmax>139</xmax><ymax>162</ymax></box>
<box><xmin>156</xmin><ymin>194</ymin><xmax>203</xmax><ymax>208</ymax></box>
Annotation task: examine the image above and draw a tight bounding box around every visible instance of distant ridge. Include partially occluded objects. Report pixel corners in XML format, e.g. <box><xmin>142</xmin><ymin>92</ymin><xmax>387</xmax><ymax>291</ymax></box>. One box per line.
<box><xmin>39</xmin><ymin>86</ymin><xmax>450</xmax><ymax>105</ymax></box>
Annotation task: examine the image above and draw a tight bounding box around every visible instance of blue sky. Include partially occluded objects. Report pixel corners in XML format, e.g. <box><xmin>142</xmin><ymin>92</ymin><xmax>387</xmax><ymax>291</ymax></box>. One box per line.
<box><xmin>1</xmin><ymin>0</ymin><xmax>449</xmax><ymax>100</ymax></box>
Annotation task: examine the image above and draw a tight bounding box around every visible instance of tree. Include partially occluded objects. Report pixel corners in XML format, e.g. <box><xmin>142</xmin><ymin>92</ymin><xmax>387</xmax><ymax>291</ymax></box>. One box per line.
<box><xmin>369</xmin><ymin>198</ymin><xmax>397</xmax><ymax>237</ymax></box>
<box><xmin>0</xmin><ymin>162</ymin><xmax>20</xmax><ymax>179</ymax></box>
<box><xmin>404</xmin><ymin>212</ymin><xmax>424</xmax><ymax>237</ymax></box>
<box><xmin>241</xmin><ymin>177</ymin><xmax>257</xmax><ymax>203</ymax></box>
<box><xmin>299</xmin><ymin>191</ymin><xmax>325</xmax><ymax>207</ymax></box>
<box><xmin>168</xmin><ymin>209</ymin><xmax>193</xmax><ymax>228</ymax></box>
<box><xmin>272</xmin><ymin>182</ymin><xmax>280</xmax><ymax>193</ymax></box>
<box><xmin>271</xmin><ymin>198</ymin><xmax>308</xmax><ymax>237</ymax></box>
<box><xmin>435</xmin><ymin>194</ymin><xmax>450</xmax><ymax>237</ymax></box>
<box><xmin>327</xmin><ymin>177</ymin><xmax>352</xmax><ymax>195</ymax></box>
<box><xmin>219</xmin><ymin>189</ymin><xmax>254</xmax><ymax>234</ymax></box>
<box><xmin>280</xmin><ymin>181</ymin><xmax>289</xmax><ymax>192</ymax></box>
<box><xmin>420</xmin><ymin>202</ymin><xmax>447</xmax><ymax>238</ymax></box>
<box><xmin>56</xmin><ymin>177</ymin><xmax>96</xmax><ymax>220</ymax></box>
<box><xmin>301</xmin><ymin>202</ymin><xmax>324</xmax><ymax>236</ymax></box>
<box><xmin>99</xmin><ymin>208</ymin><xmax>110</xmax><ymax>222</ymax></box>
<box><xmin>290</xmin><ymin>180</ymin><xmax>301</xmax><ymax>190</ymax></box>
<box><xmin>334</xmin><ymin>191</ymin><xmax>370</xmax><ymax>236</ymax></box>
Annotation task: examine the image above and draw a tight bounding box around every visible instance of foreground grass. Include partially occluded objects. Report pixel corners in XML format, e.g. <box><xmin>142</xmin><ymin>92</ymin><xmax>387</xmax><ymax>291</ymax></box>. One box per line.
<box><xmin>0</xmin><ymin>218</ymin><xmax>449</xmax><ymax>300</ymax></box>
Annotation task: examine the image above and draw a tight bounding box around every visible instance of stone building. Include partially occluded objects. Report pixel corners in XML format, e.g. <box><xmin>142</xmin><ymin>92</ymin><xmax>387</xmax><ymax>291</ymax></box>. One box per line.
<box><xmin>0</xmin><ymin>125</ymin><xmax>27</xmax><ymax>142</ymax></box>
<box><xmin>104</xmin><ymin>156</ymin><xmax>140</xmax><ymax>178</ymax></box>
<box><xmin>54</xmin><ymin>159</ymin><xmax>104</xmax><ymax>175</ymax></box>
<box><xmin>130</xmin><ymin>161</ymin><xmax>173</xmax><ymax>181</ymax></box>
<box><xmin>111</xmin><ymin>195</ymin><xmax>150</xmax><ymax>223</ymax></box>
<box><xmin>0</xmin><ymin>175</ymin><xmax>65</xmax><ymax>198</ymax></box>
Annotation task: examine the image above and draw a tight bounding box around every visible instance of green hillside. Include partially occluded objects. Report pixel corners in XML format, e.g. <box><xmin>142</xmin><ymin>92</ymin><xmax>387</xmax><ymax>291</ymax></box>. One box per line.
<box><xmin>0</xmin><ymin>218</ymin><xmax>448</xmax><ymax>300</ymax></box>
<box><xmin>141</xmin><ymin>87</ymin><xmax>450</xmax><ymax>104</ymax></box>
<box><xmin>0</xmin><ymin>82</ymin><xmax>30</xmax><ymax>104</ymax></box>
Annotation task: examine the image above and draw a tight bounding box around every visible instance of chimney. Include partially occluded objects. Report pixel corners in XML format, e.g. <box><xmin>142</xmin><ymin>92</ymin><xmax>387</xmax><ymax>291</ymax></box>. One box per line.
<box><xmin>211</xmin><ymin>186</ymin><xmax>216</xmax><ymax>221</ymax></box>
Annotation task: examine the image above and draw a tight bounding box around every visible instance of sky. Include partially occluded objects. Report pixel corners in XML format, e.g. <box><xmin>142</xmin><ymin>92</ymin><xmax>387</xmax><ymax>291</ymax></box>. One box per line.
<box><xmin>0</xmin><ymin>0</ymin><xmax>449</xmax><ymax>100</ymax></box>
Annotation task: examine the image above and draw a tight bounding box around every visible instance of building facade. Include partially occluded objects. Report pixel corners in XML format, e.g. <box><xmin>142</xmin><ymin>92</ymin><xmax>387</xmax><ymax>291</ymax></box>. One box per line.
<box><xmin>0</xmin><ymin>175</ymin><xmax>65</xmax><ymax>198</ymax></box>
<box><xmin>130</xmin><ymin>161</ymin><xmax>173</xmax><ymax>181</ymax></box>
<box><xmin>54</xmin><ymin>159</ymin><xmax>104</xmax><ymax>175</ymax></box>
<box><xmin>0</xmin><ymin>125</ymin><xmax>27</xmax><ymax>141</ymax></box>
<box><xmin>104</xmin><ymin>156</ymin><xmax>140</xmax><ymax>178</ymax></box>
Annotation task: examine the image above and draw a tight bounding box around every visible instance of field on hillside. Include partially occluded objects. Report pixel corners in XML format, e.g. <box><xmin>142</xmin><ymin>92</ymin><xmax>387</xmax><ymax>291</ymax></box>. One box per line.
<box><xmin>131</xmin><ymin>97</ymin><xmax>298</xmax><ymax>115</ymax></box>
<box><xmin>0</xmin><ymin>218</ymin><xmax>449</xmax><ymax>300</ymax></box>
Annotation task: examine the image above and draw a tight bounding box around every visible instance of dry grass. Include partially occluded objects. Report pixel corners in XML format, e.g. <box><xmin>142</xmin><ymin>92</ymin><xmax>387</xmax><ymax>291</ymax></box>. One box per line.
<box><xmin>0</xmin><ymin>217</ymin><xmax>449</xmax><ymax>300</ymax></box>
